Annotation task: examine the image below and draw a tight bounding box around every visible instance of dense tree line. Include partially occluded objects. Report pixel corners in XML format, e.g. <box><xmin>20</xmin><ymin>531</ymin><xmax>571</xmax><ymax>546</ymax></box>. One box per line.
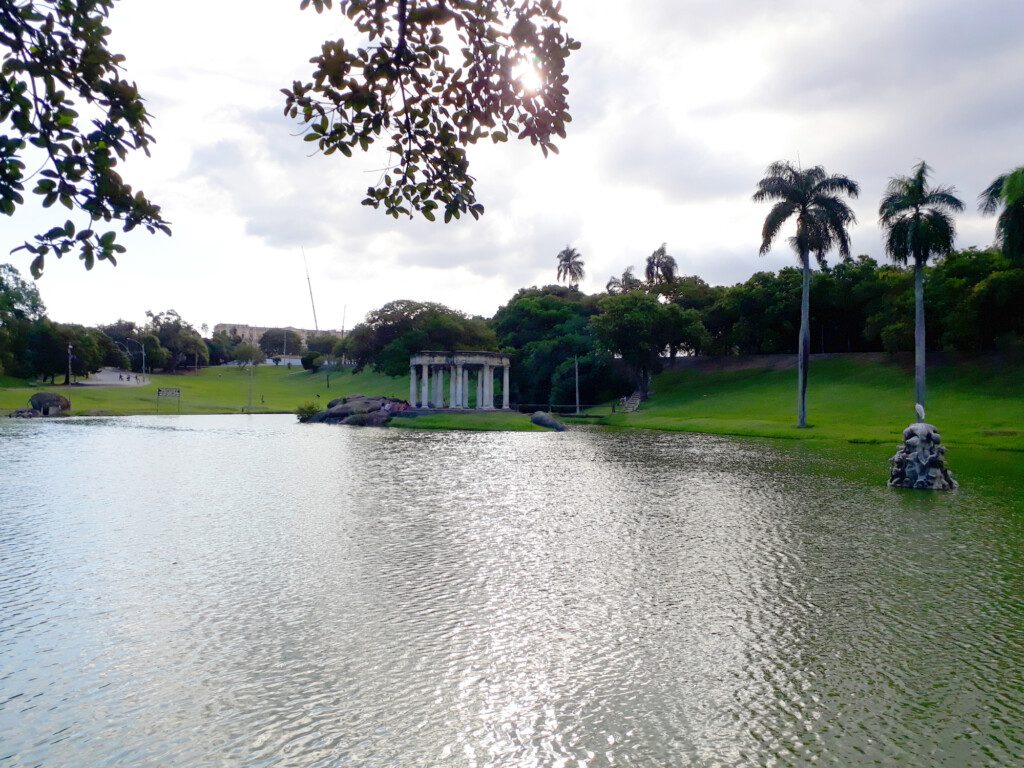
<box><xmin>0</xmin><ymin>265</ymin><xmax>217</xmax><ymax>380</ymax></box>
<box><xmin>341</xmin><ymin>240</ymin><xmax>1022</xmax><ymax>409</ymax></box>
<box><xmin>4</xmin><ymin>240</ymin><xmax>1022</xmax><ymax>402</ymax></box>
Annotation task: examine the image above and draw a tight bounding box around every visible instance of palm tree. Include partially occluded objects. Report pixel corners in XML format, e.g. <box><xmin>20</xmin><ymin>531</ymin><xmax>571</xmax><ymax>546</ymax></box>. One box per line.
<box><xmin>879</xmin><ymin>161</ymin><xmax>964</xmax><ymax>416</ymax></box>
<box><xmin>753</xmin><ymin>161</ymin><xmax>859</xmax><ymax>428</ymax></box>
<box><xmin>644</xmin><ymin>243</ymin><xmax>677</xmax><ymax>285</ymax></box>
<box><xmin>605</xmin><ymin>266</ymin><xmax>642</xmax><ymax>294</ymax></box>
<box><xmin>555</xmin><ymin>246</ymin><xmax>585</xmax><ymax>287</ymax></box>
<box><xmin>979</xmin><ymin>166</ymin><xmax>1024</xmax><ymax>263</ymax></box>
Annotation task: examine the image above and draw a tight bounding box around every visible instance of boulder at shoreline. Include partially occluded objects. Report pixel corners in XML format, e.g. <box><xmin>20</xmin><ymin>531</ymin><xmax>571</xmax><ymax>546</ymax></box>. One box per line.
<box><xmin>531</xmin><ymin>411</ymin><xmax>566</xmax><ymax>431</ymax></box>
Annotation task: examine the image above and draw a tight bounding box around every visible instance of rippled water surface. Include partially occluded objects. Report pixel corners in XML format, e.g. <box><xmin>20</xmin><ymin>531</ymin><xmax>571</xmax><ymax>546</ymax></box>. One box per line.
<box><xmin>1</xmin><ymin>415</ymin><xmax>1022</xmax><ymax>766</ymax></box>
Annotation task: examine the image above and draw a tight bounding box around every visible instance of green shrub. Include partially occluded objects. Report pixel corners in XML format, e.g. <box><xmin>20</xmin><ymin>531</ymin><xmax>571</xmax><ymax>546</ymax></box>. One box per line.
<box><xmin>295</xmin><ymin>401</ymin><xmax>321</xmax><ymax>423</ymax></box>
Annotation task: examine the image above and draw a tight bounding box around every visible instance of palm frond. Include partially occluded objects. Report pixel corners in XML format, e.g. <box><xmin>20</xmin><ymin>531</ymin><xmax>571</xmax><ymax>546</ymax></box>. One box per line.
<box><xmin>759</xmin><ymin>200</ymin><xmax>798</xmax><ymax>255</ymax></box>
<box><xmin>998</xmin><ymin>204</ymin><xmax>1024</xmax><ymax>262</ymax></box>
<box><xmin>979</xmin><ymin>174</ymin><xmax>1008</xmax><ymax>214</ymax></box>
<box><xmin>814</xmin><ymin>174</ymin><xmax>860</xmax><ymax>198</ymax></box>
<box><xmin>884</xmin><ymin>216</ymin><xmax>913</xmax><ymax>265</ymax></box>
<box><xmin>923</xmin><ymin>186</ymin><xmax>965</xmax><ymax>213</ymax></box>
<box><xmin>752</xmin><ymin>160</ymin><xmax>801</xmax><ymax>203</ymax></box>
<box><xmin>879</xmin><ymin>187</ymin><xmax>915</xmax><ymax>224</ymax></box>
<box><xmin>922</xmin><ymin>208</ymin><xmax>957</xmax><ymax>255</ymax></box>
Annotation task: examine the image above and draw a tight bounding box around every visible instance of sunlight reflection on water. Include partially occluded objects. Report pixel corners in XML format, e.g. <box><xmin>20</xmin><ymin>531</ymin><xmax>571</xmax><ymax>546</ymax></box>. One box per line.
<box><xmin>0</xmin><ymin>415</ymin><xmax>1021</xmax><ymax>766</ymax></box>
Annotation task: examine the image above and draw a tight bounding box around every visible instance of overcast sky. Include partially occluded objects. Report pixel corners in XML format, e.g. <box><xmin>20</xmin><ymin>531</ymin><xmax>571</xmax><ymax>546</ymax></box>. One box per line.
<box><xmin>6</xmin><ymin>0</ymin><xmax>1023</xmax><ymax>332</ymax></box>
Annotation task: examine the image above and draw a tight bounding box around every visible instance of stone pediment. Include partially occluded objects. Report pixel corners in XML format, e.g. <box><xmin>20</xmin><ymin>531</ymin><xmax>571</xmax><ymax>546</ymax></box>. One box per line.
<box><xmin>410</xmin><ymin>351</ymin><xmax>510</xmax><ymax>367</ymax></box>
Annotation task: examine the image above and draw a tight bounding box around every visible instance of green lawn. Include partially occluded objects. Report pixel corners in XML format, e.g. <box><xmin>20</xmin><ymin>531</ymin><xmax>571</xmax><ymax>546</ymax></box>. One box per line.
<box><xmin>0</xmin><ymin>366</ymin><xmax>405</xmax><ymax>416</ymax></box>
<box><xmin>4</xmin><ymin>356</ymin><xmax>1022</xmax><ymax>447</ymax></box>
<box><xmin>601</xmin><ymin>355</ymin><xmax>1024</xmax><ymax>452</ymax></box>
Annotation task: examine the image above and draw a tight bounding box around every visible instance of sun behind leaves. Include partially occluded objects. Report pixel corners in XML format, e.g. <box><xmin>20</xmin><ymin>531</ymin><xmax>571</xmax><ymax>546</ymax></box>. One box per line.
<box><xmin>284</xmin><ymin>0</ymin><xmax>578</xmax><ymax>224</ymax></box>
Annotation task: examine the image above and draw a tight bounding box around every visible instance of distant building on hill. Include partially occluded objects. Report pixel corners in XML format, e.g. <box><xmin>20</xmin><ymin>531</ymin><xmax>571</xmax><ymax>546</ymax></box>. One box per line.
<box><xmin>212</xmin><ymin>324</ymin><xmax>344</xmax><ymax>346</ymax></box>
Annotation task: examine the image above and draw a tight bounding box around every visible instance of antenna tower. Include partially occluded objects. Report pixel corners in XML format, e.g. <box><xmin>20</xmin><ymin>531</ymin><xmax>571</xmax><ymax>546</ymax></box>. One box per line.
<box><xmin>302</xmin><ymin>248</ymin><xmax>320</xmax><ymax>332</ymax></box>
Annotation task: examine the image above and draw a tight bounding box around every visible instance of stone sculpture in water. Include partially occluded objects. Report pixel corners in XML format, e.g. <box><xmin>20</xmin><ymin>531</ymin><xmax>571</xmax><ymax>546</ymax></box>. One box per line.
<box><xmin>889</xmin><ymin>404</ymin><xmax>958</xmax><ymax>490</ymax></box>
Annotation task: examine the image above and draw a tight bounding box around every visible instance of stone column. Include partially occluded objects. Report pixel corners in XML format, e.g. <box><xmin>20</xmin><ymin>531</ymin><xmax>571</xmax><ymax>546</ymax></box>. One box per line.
<box><xmin>449</xmin><ymin>365</ymin><xmax>456</xmax><ymax>409</ymax></box>
<box><xmin>463</xmin><ymin>368</ymin><xmax>470</xmax><ymax>408</ymax></box>
<box><xmin>410</xmin><ymin>365</ymin><xmax>417</xmax><ymax>406</ymax></box>
<box><xmin>502</xmin><ymin>365</ymin><xmax>510</xmax><ymax>409</ymax></box>
<box><xmin>455</xmin><ymin>364</ymin><xmax>463</xmax><ymax>408</ymax></box>
<box><xmin>484</xmin><ymin>364</ymin><xmax>493</xmax><ymax>409</ymax></box>
<box><xmin>476</xmin><ymin>368</ymin><xmax>483</xmax><ymax>410</ymax></box>
<box><xmin>420</xmin><ymin>363</ymin><xmax>429</xmax><ymax>409</ymax></box>
<box><xmin>433</xmin><ymin>368</ymin><xmax>442</xmax><ymax>407</ymax></box>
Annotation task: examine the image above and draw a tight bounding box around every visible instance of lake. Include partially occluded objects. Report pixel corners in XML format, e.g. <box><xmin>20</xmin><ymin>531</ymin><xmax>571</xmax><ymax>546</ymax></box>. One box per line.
<box><xmin>1</xmin><ymin>415</ymin><xmax>1021</xmax><ymax>766</ymax></box>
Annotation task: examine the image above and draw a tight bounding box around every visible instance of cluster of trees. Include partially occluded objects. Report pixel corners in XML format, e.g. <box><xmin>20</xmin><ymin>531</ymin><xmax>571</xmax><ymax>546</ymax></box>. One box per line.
<box><xmin>0</xmin><ymin>264</ymin><xmax>124</xmax><ymax>382</ymax></box>
<box><xmin>0</xmin><ymin>268</ymin><xmax>363</xmax><ymax>382</ymax></box>
<box><xmin>100</xmin><ymin>311</ymin><xmax>209</xmax><ymax>373</ymax></box>
<box><xmin>549</xmin><ymin>160</ymin><xmax>1023</xmax><ymax>424</ymax></box>
<box><xmin>341</xmin><ymin>300</ymin><xmax>495</xmax><ymax>376</ymax></box>
<box><xmin>0</xmin><ymin>266</ymin><xmax>221</xmax><ymax>381</ymax></box>
<box><xmin>323</xmin><ymin>209</ymin><xmax>1022</xmax><ymax>412</ymax></box>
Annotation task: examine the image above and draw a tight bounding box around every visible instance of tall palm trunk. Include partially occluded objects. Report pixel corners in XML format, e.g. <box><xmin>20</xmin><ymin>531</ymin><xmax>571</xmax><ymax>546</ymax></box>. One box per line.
<box><xmin>914</xmin><ymin>258</ymin><xmax>926</xmax><ymax>417</ymax></box>
<box><xmin>797</xmin><ymin>250</ymin><xmax>811</xmax><ymax>428</ymax></box>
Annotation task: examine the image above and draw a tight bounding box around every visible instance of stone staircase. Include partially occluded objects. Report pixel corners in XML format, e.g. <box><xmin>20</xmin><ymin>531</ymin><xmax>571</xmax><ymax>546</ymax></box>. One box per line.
<box><xmin>622</xmin><ymin>390</ymin><xmax>643</xmax><ymax>413</ymax></box>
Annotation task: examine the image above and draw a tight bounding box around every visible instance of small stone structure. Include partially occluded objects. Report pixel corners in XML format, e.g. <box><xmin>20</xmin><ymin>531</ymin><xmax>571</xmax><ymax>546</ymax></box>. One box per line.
<box><xmin>409</xmin><ymin>351</ymin><xmax>511</xmax><ymax>410</ymax></box>
<box><xmin>889</xmin><ymin>406</ymin><xmax>957</xmax><ymax>490</ymax></box>
<box><xmin>25</xmin><ymin>392</ymin><xmax>71</xmax><ymax>417</ymax></box>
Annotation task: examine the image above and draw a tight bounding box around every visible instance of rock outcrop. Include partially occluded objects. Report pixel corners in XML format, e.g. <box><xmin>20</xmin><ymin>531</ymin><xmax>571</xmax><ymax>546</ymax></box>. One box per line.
<box><xmin>530</xmin><ymin>411</ymin><xmax>566</xmax><ymax>431</ymax></box>
<box><xmin>304</xmin><ymin>395</ymin><xmax>409</xmax><ymax>427</ymax></box>
<box><xmin>889</xmin><ymin>406</ymin><xmax>957</xmax><ymax>491</ymax></box>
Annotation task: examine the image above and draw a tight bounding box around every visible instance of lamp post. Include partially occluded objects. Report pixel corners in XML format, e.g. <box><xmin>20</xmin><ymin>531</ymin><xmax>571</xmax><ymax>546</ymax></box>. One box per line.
<box><xmin>575</xmin><ymin>355</ymin><xmax>580</xmax><ymax>415</ymax></box>
<box><xmin>125</xmin><ymin>337</ymin><xmax>146</xmax><ymax>376</ymax></box>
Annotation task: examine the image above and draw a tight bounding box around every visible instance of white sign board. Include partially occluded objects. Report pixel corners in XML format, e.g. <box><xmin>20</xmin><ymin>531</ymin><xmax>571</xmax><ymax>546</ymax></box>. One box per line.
<box><xmin>157</xmin><ymin>388</ymin><xmax>181</xmax><ymax>398</ymax></box>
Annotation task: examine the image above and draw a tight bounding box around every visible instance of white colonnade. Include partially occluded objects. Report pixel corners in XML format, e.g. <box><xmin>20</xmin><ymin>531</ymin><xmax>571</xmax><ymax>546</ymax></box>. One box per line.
<box><xmin>408</xmin><ymin>351</ymin><xmax>512</xmax><ymax>410</ymax></box>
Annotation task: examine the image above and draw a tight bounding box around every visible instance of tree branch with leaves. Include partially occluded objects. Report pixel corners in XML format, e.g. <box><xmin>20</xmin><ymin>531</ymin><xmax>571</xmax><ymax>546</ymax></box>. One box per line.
<box><xmin>284</xmin><ymin>0</ymin><xmax>578</xmax><ymax>223</ymax></box>
<box><xmin>1</xmin><ymin>0</ymin><xmax>170</xmax><ymax>277</ymax></box>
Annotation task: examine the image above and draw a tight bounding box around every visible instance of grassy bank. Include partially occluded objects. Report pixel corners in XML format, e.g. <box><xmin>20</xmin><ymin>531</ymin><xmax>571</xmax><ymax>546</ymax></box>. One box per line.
<box><xmin>3</xmin><ymin>356</ymin><xmax>1022</xmax><ymax>447</ymax></box>
<box><xmin>0</xmin><ymin>366</ymin><xmax>405</xmax><ymax>416</ymax></box>
<box><xmin>601</xmin><ymin>355</ymin><xmax>1024</xmax><ymax>452</ymax></box>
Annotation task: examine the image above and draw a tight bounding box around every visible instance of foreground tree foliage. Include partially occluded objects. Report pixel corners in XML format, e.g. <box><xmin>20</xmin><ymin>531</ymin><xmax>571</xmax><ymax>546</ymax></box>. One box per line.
<box><xmin>753</xmin><ymin>161</ymin><xmax>859</xmax><ymax>427</ymax></box>
<box><xmin>285</xmin><ymin>0</ymin><xmax>577</xmax><ymax>222</ymax></box>
<box><xmin>879</xmin><ymin>161</ymin><xmax>963</xmax><ymax>413</ymax></box>
<box><xmin>1</xmin><ymin>0</ymin><xmax>169</xmax><ymax>276</ymax></box>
